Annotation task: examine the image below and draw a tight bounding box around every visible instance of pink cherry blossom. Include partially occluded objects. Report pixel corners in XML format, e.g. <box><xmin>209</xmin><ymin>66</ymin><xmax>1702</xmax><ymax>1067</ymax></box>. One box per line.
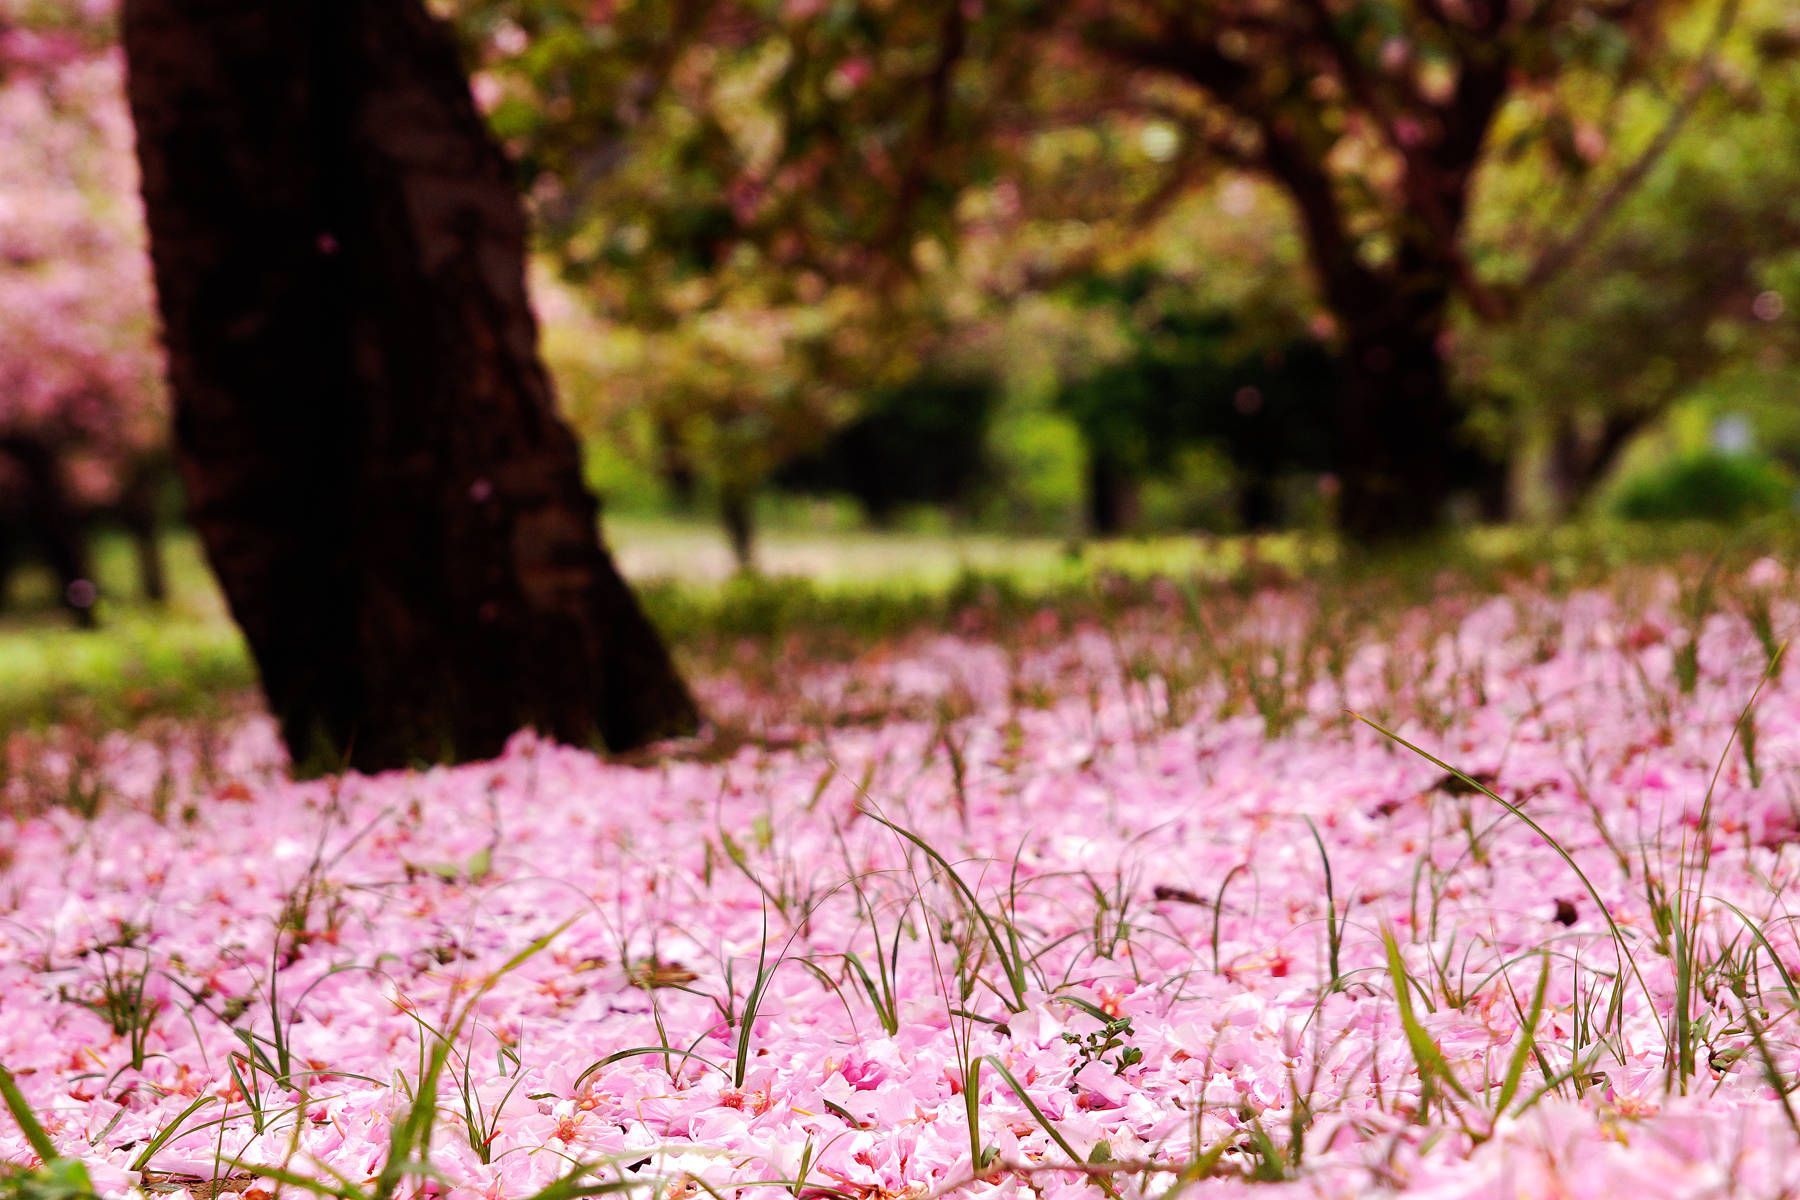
<box><xmin>6</xmin><ymin>562</ymin><xmax>1800</xmax><ymax>1198</ymax></box>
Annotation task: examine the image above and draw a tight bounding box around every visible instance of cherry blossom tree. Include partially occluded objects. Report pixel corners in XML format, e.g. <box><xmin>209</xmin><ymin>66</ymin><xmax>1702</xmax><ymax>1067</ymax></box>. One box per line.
<box><xmin>457</xmin><ymin>0</ymin><xmax>1776</xmax><ymax>541</ymax></box>
<box><xmin>0</xmin><ymin>3</ymin><xmax>167</xmax><ymax>622</ymax></box>
<box><xmin>121</xmin><ymin>0</ymin><xmax>698</xmax><ymax>769</ymax></box>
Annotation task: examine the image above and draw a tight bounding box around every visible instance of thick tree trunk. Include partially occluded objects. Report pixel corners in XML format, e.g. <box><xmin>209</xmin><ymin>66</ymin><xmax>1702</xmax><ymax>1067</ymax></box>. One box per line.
<box><xmin>1259</xmin><ymin>96</ymin><xmax>1501</xmax><ymax>545</ymax></box>
<box><xmin>122</xmin><ymin>0</ymin><xmax>699</xmax><ymax>771</ymax></box>
<box><xmin>1333</xmin><ymin>305</ymin><xmax>1461</xmax><ymax>544</ymax></box>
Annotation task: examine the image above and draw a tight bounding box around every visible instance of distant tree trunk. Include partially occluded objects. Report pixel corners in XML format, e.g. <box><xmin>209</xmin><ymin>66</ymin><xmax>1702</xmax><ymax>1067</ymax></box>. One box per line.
<box><xmin>122</xmin><ymin>0</ymin><xmax>699</xmax><ymax>771</ymax></box>
<box><xmin>118</xmin><ymin>462</ymin><xmax>166</xmax><ymax>604</ymax></box>
<box><xmin>1254</xmin><ymin>85</ymin><xmax>1503</xmax><ymax>545</ymax></box>
<box><xmin>654</xmin><ymin>415</ymin><xmax>698</xmax><ymax>508</ymax></box>
<box><xmin>1546</xmin><ymin>409</ymin><xmax>1653</xmax><ymax>517</ymax></box>
<box><xmin>1238</xmin><ymin>473</ymin><xmax>1279</xmax><ymax>532</ymax></box>
<box><xmin>126</xmin><ymin>509</ymin><xmax>166</xmax><ymax>605</ymax></box>
<box><xmin>1274</xmin><ymin>237</ymin><xmax>1467</xmax><ymax>543</ymax></box>
<box><xmin>1086</xmin><ymin>450</ymin><xmax>1139</xmax><ymax>538</ymax></box>
<box><xmin>861</xmin><ymin>495</ymin><xmax>902</xmax><ymax>530</ymax></box>
<box><xmin>0</xmin><ymin>436</ymin><xmax>97</xmax><ymax>628</ymax></box>
<box><xmin>1545</xmin><ymin>417</ymin><xmax>1583</xmax><ymax>516</ymax></box>
<box><xmin>1471</xmin><ymin>455</ymin><xmax>1512</xmax><ymax>524</ymax></box>
<box><xmin>720</xmin><ymin>483</ymin><xmax>756</xmax><ymax>574</ymax></box>
<box><xmin>1334</xmin><ymin>308</ymin><xmax>1458</xmax><ymax>543</ymax></box>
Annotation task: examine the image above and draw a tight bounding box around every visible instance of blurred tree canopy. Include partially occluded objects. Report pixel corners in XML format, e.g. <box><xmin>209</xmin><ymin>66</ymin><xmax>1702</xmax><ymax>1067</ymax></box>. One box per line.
<box><xmin>448</xmin><ymin>0</ymin><xmax>1799</xmax><ymax>543</ymax></box>
<box><xmin>775</xmin><ymin>372</ymin><xmax>998</xmax><ymax>526</ymax></box>
<box><xmin>2</xmin><ymin>0</ymin><xmax>1796</xmax><ymax>589</ymax></box>
<box><xmin>0</xmin><ymin>0</ymin><xmax>168</xmax><ymax>621</ymax></box>
<box><xmin>1464</xmin><ymin>15</ymin><xmax>1800</xmax><ymax>513</ymax></box>
<box><xmin>1052</xmin><ymin>274</ymin><xmax>1335</xmax><ymax>534</ymax></box>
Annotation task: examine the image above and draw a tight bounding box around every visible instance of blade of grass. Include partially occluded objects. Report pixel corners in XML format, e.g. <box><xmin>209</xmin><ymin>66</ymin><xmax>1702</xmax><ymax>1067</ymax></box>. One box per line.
<box><xmin>1381</xmin><ymin>930</ymin><xmax>1475</xmax><ymax>1112</ymax></box>
<box><xmin>869</xmin><ymin>814</ymin><xmax>1028</xmax><ymax>1012</ymax></box>
<box><xmin>0</xmin><ymin>1062</ymin><xmax>60</xmax><ymax>1164</ymax></box>
<box><xmin>1352</xmin><ymin>713</ymin><xmax>1664</xmax><ymax>1045</ymax></box>
<box><xmin>982</xmin><ymin>1056</ymin><xmax>1117</xmax><ymax>1199</ymax></box>
<box><xmin>1492</xmin><ymin>953</ymin><xmax>1550</xmax><ymax>1118</ymax></box>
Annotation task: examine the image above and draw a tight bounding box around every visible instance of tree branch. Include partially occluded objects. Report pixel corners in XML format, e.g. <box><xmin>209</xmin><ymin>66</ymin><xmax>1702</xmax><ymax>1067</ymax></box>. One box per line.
<box><xmin>1517</xmin><ymin>0</ymin><xmax>1740</xmax><ymax>300</ymax></box>
<box><xmin>875</xmin><ymin>0</ymin><xmax>969</xmax><ymax>263</ymax></box>
<box><xmin>1083</xmin><ymin>10</ymin><xmax>1262</xmax><ymax>121</ymax></box>
<box><xmin>986</xmin><ymin>125</ymin><xmax>1231</xmax><ymax>297</ymax></box>
<box><xmin>1297</xmin><ymin>0</ymin><xmax>1511</xmax><ymax>319</ymax></box>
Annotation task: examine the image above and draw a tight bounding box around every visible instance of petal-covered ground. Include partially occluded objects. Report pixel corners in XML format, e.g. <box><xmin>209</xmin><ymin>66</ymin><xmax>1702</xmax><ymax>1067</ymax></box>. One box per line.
<box><xmin>7</xmin><ymin>562</ymin><xmax>1800</xmax><ymax>1199</ymax></box>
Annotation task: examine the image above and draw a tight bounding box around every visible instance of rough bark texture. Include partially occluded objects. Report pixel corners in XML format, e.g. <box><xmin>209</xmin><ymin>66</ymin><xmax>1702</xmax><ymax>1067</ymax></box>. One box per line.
<box><xmin>122</xmin><ymin>0</ymin><xmax>699</xmax><ymax>771</ymax></box>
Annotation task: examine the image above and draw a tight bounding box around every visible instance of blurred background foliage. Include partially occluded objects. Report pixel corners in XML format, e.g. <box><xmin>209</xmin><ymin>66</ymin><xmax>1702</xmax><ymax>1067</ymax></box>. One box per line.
<box><xmin>1</xmin><ymin>0</ymin><xmax>1798</xmax><ymax>590</ymax></box>
<box><xmin>447</xmin><ymin>0</ymin><xmax>1800</xmax><ymax>561</ymax></box>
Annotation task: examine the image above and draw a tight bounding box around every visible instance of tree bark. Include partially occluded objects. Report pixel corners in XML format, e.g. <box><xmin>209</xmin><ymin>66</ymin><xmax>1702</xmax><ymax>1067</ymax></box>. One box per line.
<box><xmin>1255</xmin><ymin>91</ymin><xmax>1498</xmax><ymax>544</ymax></box>
<box><xmin>1333</xmin><ymin>303</ymin><xmax>1459</xmax><ymax>543</ymax></box>
<box><xmin>1257</xmin><ymin>163</ymin><xmax>1468</xmax><ymax>540</ymax></box>
<box><xmin>654</xmin><ymin>415</ymin><xmax>698</xmax><ymax>508</ymax></box>
<box><xmin>122</xmin><ymin>0</ymin><xmax>699</xmax><ymax>772</ymax></box>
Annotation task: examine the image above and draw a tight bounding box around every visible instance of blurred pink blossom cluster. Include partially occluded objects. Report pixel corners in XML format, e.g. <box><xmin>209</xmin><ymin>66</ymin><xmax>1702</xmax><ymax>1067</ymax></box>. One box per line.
<box><xmin>0</xmin><ymin>2</ymin><xmax>164</xmax><ymax>506</ymax></box>
<box><xmin>6</xmin><ymin>564</ymin><xmax>1800</xmax><ymax>1197</ymax></box>
<box><xmin>0</xmin><ymin>0</ymin><xmax>114</xmax><ymax>76</ymax></box>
